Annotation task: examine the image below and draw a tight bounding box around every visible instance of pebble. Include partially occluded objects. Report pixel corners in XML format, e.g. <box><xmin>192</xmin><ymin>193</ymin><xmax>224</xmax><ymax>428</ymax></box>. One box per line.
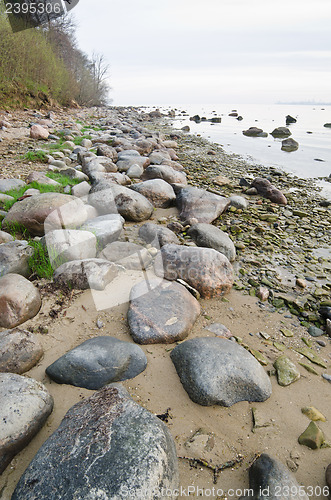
<box><xmin>298</xmin><ymin>421</ymin><xmax>325</xmax><ymax>449</ymax></box>
<box><xmin>322</xmin><ymin>374</ymin><xmax>331</xmax><ymax>383</ymax></box>
<box><xmin>308</xmin><ymin>326</ymin><xmax>324</xmax><ymax>337</ymax></box>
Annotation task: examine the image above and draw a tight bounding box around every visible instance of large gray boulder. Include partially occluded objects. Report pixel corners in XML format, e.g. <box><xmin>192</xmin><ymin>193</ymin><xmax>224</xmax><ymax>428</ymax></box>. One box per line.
<box><xmin>155</xmin><ymin>244</ymin><xmax>234</xmax><ymax>299</ymax></box>
<box><xmin>99</xmin><ymin>241</ymin><xmax>153</xmax><ymax>270</ymax></box>
<box><xmin>90</xmin><ymin>172</ymin><xmax>131</xmax><ymax>186</ymax></box>
<box><xmin>0</xmin><ymin>178</ymin><xmax>25</xmax><ymax>193</ymax></box>
<box><xmin>56</xmin><ymin>168</ymin><xmax>89</xmax><ymax>182</ymax></box>
<box><xmin>143</xmin><ymin>165</ymin><xmax>187</xmax><ymax>185</ymax></box>
<box><xmin>148</xmin><ymin>150</ymin><xmax>172</xmax><ymax>164</ymax></box>
<box><xmin>88</xmin><ymin>184</ymin><xmax>154</xmax><ymax>222</ymax></box>
<box><xmin>188</xmin><ymin>223</ymin><xmax>236</xmax><ymax>262</ymax></box>
<box><xmin>126</xmin><ymin>163</ymin><xmax>144</xmax><ymax>179</ymax></box>
<box><xmin>281</xmin><ymin>138</ymin><xmax>299</xmax><ymax>152</ymax></box>
<box><xmin>80</xmin><ymin>214</ymin><xmax>123</xmax><ymax>249</ymax></box>
<box><xmin>83</xmin><ymin>156</ymin><xmax>118</xmax><ymax>176</ymax></box>
<box><xmin>71</xmin><ymin>180</ymin><xmax>91</xmax><ymax>198</ymax></box>
<box><xmin>0</xmin><ymin>230</ymin><xmax>14</xmax><ymax>244</ymax></box>
<box><xmin>270</xmin><ymin>126</ymin><xmax>291</xmax><ymax>138</ymax></box>
<box><xmin>45</xmin><ymin>229</ymin><xmax>97</xmax><ymax>268</ymax></box>
<box><xmin>0</xmin><ymin>274</ymin><xmax>41</xmax><ymax>328</ymax></box>
<box><xmin>53</xmin><ymin>258</ymin><xmax>120</xmax><ymax>290</ymax></box>
<box><xmin>239</xmin><ymin>453</ymin><xmax>309</xmax><ymax>500</ymax></box>
<box><xmin>0</xmin><ymin>240</ymin><xmax>34</xmax><ymax>277</ymax></box>
<box><xmin>176</xmin><ymin>186</ymin><xmax>230</xmax><ymax>223</ymax></box>
<box><xmin>12</xmin><ymin>384</ymin><xmax>179</xmax><ymax>499</ymax></box>
<box><xmin>25</xmin><ymin>172</ymin><xmax>61</xmax><ymax>187</ymax></box>
<box><xmin>0</xmin><ymin>373</ymin><xmax>53</xmax><ymax>474</ymax></box>
<box><xmin>116</xmin><ymin>155</ymin><xmax>150</xmax><ymax>172</ymax></box>
<box><xmin>128</xmin><ymin>279</ymin><xmax>200</xmax><ymax>344</ymax></box>
<box><xmin>0</xmin><ymin>328</ymin><xmax>43</xmax><ymax>374</ymax></box>
<box><xmin>171</xmin><ymin>337</ymin><xmax>272</xmax><ymax>406</ymax></box>
<box><xmin>251</xmin><ymin>178</ymin><xmax>287</xmax><ymax>205</ymax></box>
<box><xmin>3</xmin><ymin>193</ymin><xmax>88</xmax><ymax>236</ymax></box>
<box><xmin>139</xmin><ymin>223</ymin><xmax>180</xmax><ymax>247</ymax></box>
<box><xmin>96</xmin><ymin>144</ymin><xmax>118</xmax><ymax>162</ymax></box>
<box><xmin>243</xmin><ymin>127</ymin><xmax>268</xmax><ymax>137</ymax></box>
<box><xmin>130</xmin><ymin>179</ymin><xmax>176</xmax><ymax>208</ymax></box>
<box><xmin>46</xmin><ymin>337</ymin><xmax>147</xmax><ymax>389</ymax></box>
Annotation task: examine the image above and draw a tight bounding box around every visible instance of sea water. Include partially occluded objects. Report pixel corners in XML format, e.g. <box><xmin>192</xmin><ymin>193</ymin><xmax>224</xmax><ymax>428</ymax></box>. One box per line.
<box><xmin>159</xmin><ymin>103</ymin><xmax>331</xmax><ymax>199</ymax></box>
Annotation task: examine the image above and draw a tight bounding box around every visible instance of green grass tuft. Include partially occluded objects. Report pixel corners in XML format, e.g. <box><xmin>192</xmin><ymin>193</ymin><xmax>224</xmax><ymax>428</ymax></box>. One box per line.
<box><xmin>28</xmin><ymin>239</ymin><xmax>54</xmax><ymax>279</ymax></box>
<box><xmin>0</xmin><ymin>173</ymin><xmax>84</xmax><ymax>212</ymax></box>
<box><xmin>22</xmin><ymin>150</ymin><xmax>49</xmax><ymax>163</ymax></box>
<box><xmin>3</xmin><ymin>220</ymin><xmax>29</xmax><ymax>239</ymax></box>
<box><xmin>45</xmin><ymin>172</ymin><xmax>82</xmax><ymax>187</ymax></box>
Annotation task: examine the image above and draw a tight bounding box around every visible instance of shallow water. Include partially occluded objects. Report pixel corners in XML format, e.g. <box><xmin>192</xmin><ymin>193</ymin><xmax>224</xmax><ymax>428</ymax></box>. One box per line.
<box><xmin>160</xmin><ymin>103</ymin><xmax>331</xmax><ymax>199</ymax></box>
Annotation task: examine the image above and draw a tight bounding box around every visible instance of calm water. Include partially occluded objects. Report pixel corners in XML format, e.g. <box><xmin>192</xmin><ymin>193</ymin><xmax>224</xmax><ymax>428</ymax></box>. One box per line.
<box><xmin>160</xmin><ymin>103</ymin><xmax>331</xmax><ymax>199</ymax></box>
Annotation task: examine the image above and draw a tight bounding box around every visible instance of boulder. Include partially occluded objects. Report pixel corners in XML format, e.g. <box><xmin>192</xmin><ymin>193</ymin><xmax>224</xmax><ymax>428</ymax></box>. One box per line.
<box><xmin>80</xmin><ymin>138</ymin><xmax>92</xmax><ymax>149</ymax></box>
<box><xmin>298</xmin><ymin>421</ymin><xmax>325</xmax><ymax>449</ymax></box>
<box><xmin>188</xmin><ymin>223</ymin><xmax>236</xmax><ymax>262</ymax></box>
<box><xmin>99</xmin><ymin>241</ymin><xmax>152</xmax><ymax>270</ymax></box>
<box><xmin>45</xmin><ymin>229</ymin><xmax>96</xmax><ymax>268</ymax></box>
<box><xmin>12</xmin><ymin>385</ymin><xmax>179</xmax><ymax>499</ymax></box>
<box><xmin>160</xmin><ymin>159</ymin><xmax>185</xmax><ymax>171</ymax></box>
<box><xmin>281</xmin><ymin>138</ymin><xmax>299</xmax><ymax>152</ymax></box>
<box><xmin>155</xmin><ymin>244</ymin><xmax>233</xmax><ymax>298</ymax></box>
<box><xmin>286</xmin><ymin>115</ymin><xmax>297</xmax><ymax>125</ymax></box>
<box><xmin>30</xmin><ymin>124</ymin><xmax>49</xmax><ymax>140</ymax></box>
<box><xmin>80</xmin><ymin>214</ymin><xmax>123</xmax><ymax>248</ymax></box>
<box><xmin>134</xmin><ymin>138</ymin><xmax>154</xmax><ymax>155</ymax></box>
<box><xmin>270</xmin><ymin>127</ymin><xmax>291</xmax><ymax>138</ymax></box>
<box><xmin>0</xmin><ymin>240</ymin><xmax>34</xmax><ymax>277</ymax></box>
<box><xmin>0</xmin><ymin>328</ymin><xmax>43</xmax><ymax>374</ymax></box>
<box><xmin>139</xmin><ymin>223</ymin><xmax>180</xmax><ymax>247</ymax></box>
<box><xmin>117</xmin><ymin>156</ymin><xmax>149</xmax><ymax>172</ymax></box>
<box><xmin>88</xmin><ymin>184</ymin><xmax>154</xmax><ymax>222</ymax></box>
<box><xmin>243</xmin><ymin>127</ymin><xmax>268</xmax><ymax>137</ymax></box>
<box><xmin>176</xmin><ymin>186</ymin><xmax>230</xmax><ymax>223</ymax></box>
<box><xmin>126</xmin><ymin>163</ymin><xmax>144</xmax><ymax>179</ymax></box>
<box><xmin>0</xmin><ymin>193</ymin><xmax>15</xmax><ymax>203</ymax></box>
<box><xmin>273</xmin><ymin>355</ymin><xmax>300</xmax><ymax>386</ymax></box>
<box><xmin>25</xmin><ymin>172</ymin><xmax>61</xmax><ymax>186</ymax></box>
<box><xmin>3</xmin><ymin>193</ymin><xmax>88</xmax><ymax>236</ymax></box>
<box><xmin>53</xmin><ymin>258</ymin><xmax>119</xmax><ymax>290</ymax></box>
<box><xmin>130</xmin><ymin>179</ymin><xmax>176</xmax><ymax>208</ymax></box>
<box><xmin>170</xmin><ymin>337</ymin><xmax>272</xmax><ymax>406</ymax></box>
<box><xmin>143</xmin><ymin>165</ymin><xmax>187</xmax><ymax>185</ymax></box>
<box><xmin>117</xmin><ymin>149</ymin><xmax>141</xmax><ymax>159</ymax></box>
<box><xmin>251</xmin><ymin>178</ymin><xmax>287</xmax><ymax>205</ymax></box>
<box><xmin>57</xmin><ymin>168</ymin><xmax>89</xmax><ymax>182</ymax></box>
<box><xmin>239</xmin><ymin>454</ymin><xmax>308</xmax><ymax>500</ymax></box>
<box><xmin>148</xmin><ymin>150</ymin><xmax>171</xmax><ymax>164</ymax></box>
<box><xmin>229</xmin><ymin>195</ymin><xmax>249</xmax><ymax>210</ymax></box>
<box><xmin>0</xmin><ymin>274</ymin><xmax>41</xmax><ymax>328</ymax></box>
<box><xmin>0</xmin><ymin>373</ymin><xmax>53</xmax><ymax>474</ymax></box>
<box><xmin>128</xmin><ymin>279</ymin><xmax>200</xmax><ymax>344</ymax></box>
<box><xmin>90</xmin><ymin>172</ymin><xmax>131</xmax><ymax>186</ymax></box>
<box><xmin>0</xmin><ymin>230</ymin><xmax>14</xmax><ymax>244</ymax></box>
<box><xmin>0</xmin><ymin>178</ymin><xmax>25</xmax><ymax>193</ymax></box>
<box><xmin>96</xmin><ymin>144</ymin><xmax>118</xmax><ymax>162</ymax></box>
<box><xmin>71</xmin><ymin>181</ymin><xmax>91</xmax><ymax>198</ymax></box>
<box><xmin>46</xmin><ymin>337</ymin><xmax>147</xmax><ymax>389</ymax></box>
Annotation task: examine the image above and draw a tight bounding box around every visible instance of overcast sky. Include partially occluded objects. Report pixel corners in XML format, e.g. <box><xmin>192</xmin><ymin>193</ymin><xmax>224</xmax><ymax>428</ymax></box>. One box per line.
<box><xmin>73</xmin><ymin>0</ymin><xmax>331</xmax><ymax>106</ymax></box>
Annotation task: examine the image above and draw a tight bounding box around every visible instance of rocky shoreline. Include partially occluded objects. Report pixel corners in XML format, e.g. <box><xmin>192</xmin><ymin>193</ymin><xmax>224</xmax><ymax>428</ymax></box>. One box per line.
<box><xmin>0</xmin><ymin>106</ymin><xmax>330</xmax><ymax>498</ymax></box>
